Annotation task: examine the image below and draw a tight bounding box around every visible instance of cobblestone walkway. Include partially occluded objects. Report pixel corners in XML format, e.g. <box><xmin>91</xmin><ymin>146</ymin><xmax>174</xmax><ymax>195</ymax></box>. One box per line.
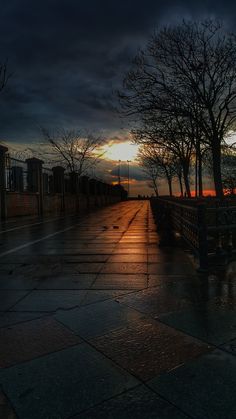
<box><xmin>0</xmin><ymin>201</ymin><xmax>236</xmax><ymax>418</ymax></box>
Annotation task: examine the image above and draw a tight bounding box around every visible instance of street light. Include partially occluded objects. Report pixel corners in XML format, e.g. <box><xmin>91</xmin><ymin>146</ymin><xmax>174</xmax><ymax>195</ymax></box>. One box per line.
<box><xmin>127</xmin><ymin>160</ymin><xmax>131</xmax><ymax>197</ymax></box>
<box><xmin>118</xmin><ymin>159</ymin><xmax>121</xmax><ymax>185</ymax></box>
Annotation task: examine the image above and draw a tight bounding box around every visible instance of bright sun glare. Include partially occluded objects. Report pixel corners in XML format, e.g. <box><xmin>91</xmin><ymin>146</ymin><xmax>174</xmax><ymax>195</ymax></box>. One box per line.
<box><xmin>104</xmin><ymin>141</ymin><xmax>139</xmax><ymax>161</ymax></box>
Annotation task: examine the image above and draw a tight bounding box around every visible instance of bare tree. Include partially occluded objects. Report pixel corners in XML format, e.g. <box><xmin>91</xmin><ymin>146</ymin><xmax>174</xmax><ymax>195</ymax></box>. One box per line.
<box><xmin>138</xmin><ymin>144</ymin><xmax>179</xmax><ymax>196</ymax></box>
<box><xmin>133</xmin><ymin>113</ymin><xmax>194</xmax><ymax>196</ymax></box>
<box><xmin>138</xmin><ymin>151</ymin><xmax>160</xmax><ymax>196</ymax></box>
<box><xmin>118</xmin><ymin>19</ymin><xmax>236</xmax><ymax>198</ymax></box>
<box><xmin>41</xmin><ymin>128</ymin><xmax>104</xmax><ymax>176</ymax></box>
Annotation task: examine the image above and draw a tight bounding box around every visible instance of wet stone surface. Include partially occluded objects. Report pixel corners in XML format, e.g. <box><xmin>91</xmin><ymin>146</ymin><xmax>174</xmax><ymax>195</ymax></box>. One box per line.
<box><xmin>118</xmin><ymin>286</ymin><xmax>194</xmax><ymax>317</ymax></box>
<box><xmin>0</xmin><ymin>391</ymin><xmax>17</xmax><ymax>419</ymax></box>
<box><xmin>11</xmin><ymin>289</ymin><xmax>87</xmax><ymax>312</ymax></box>
<box><xmin>91</xmin><ymin>318</ymin><xmax>211</xmax><ymax>381</ymax></box>
<box><xmin>159</xmin><ymin>304</ymin><xmax>236</xmax><ymax>345</ymax></box>
<box><xmin>148</xmin><ymin>349</ymin><xmax>236</xmax><ymax>419</ymax></box>
<box><xmin>0</xmin><ymin>344</ymin><xmax>138</xmax><ymax>419</ymax></box>
<box><xmin>92</xmin><ymin>273</ymin><xmax>148</xmax><ymax>290</ymax></box>
<box><xmin>0</xmin><ymin>317</ymin><xmax>81</xmax><ymax>367</ymax></box>
<box><xmin>77</xmin><ymin>385</ymin><xmax>189</xmax><ymax>419</ymax></box>
<box><xmin>1</xmin><ymin>201</ymin><xmax>236</xmax><ymax>418</ymax></box>
<box><xmin>55</xmin><ymin>299</ymin><xmax>145</xmax><ymax>339</ymax></box>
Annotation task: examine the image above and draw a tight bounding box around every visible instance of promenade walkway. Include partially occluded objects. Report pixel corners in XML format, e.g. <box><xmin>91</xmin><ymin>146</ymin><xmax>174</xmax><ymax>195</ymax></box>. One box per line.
<box><xmin>0</xmin><ymin>201</ymin><xmax>236</xmax><ymax>418</ymax></box>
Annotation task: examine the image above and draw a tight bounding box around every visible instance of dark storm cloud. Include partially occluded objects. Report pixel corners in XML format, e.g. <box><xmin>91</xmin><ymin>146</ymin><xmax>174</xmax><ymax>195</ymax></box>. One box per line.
<box><xmin>0</xmin><ymin>0</ymin><xmax>236</xmax><ymax>142</ymax></box>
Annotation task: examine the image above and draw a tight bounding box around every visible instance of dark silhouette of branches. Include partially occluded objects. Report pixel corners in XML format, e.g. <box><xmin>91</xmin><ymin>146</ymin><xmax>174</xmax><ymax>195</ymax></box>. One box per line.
<box><xmin>138</xmin><ymin>144</ymin><xmax>181</xmax><ymax>196</ymax></box>
<box><xmin>41</xmin><ymin>128</ymin><xmax>105</xmax><ymax>176</ymax></box>
<box><xmin>118</xmin><ymin>19</ymin><xmax>236</xmax><ymax>198</ymax></box>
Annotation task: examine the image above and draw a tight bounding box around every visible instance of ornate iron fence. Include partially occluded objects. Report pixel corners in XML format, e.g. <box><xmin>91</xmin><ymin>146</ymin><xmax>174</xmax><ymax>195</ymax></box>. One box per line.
<box><xmin>5</xmin><ymin>155</ymin><xmax>28</xmax><ymax>192</ymax></box>
<box><xmin>151</xmin><ymin>197</ymin><xmax>236</xmax><ymax>271</ymax></box>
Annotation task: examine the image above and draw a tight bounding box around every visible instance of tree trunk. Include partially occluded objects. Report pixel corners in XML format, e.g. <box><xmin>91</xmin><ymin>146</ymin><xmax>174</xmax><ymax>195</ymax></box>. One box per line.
<box><xmin>154</xmin><ymin>184</ymin><xmax>159</xmax><ymax>197</ymax></box>
<box><xmin>198</xmin><ymin>149</ymin><xmax>203</xmax><ymax>197</ymax></box>
<box><xmin>183</xmin><ymin>164</ymin><xmax>191</xmax><ymax>198</ymax></box>
<box><xmin>178</xmin><ymin>173</ymin><xmax>183</xmax><ymax>197</ymax></box>
<box><xmin>167</xmin><ymin>177</ymin><xmax>173</xmax><ymax>196</ymax></box>
<box><xmin>212</xmin><ymin>141</ymin><xmax>223</xmax><ymax>198</ymax></box>
<box><xmin>195</xmin><ymin>151</ymin><xmax>198</xmax><ymax>198</ymax></box>
<box><xmin>195</xmin><ymin>140</ymin><xmax>203</xmax><ymax>197</ymax></box>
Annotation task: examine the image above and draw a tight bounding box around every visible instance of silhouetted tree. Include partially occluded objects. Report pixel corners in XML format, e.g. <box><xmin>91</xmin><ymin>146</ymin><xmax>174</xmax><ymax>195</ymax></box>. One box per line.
<box><xmin>41</xmin><ymin>128</ymin><xmax>104</xmax><ymax>176</ymax></box>
<box><xmin>118</xmin><ymin>20</ymin><xmax>236</xmax><ymax>198</ymax></box>
<box><xmin>138</xmin><ymin>144</ymin><xmax>179</xmax><ymax>196</ymax></box>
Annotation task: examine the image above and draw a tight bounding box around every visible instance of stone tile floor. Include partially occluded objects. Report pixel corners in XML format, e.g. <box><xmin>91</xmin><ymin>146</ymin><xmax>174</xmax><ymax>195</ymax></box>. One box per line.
<box><xmin>0</xmin><ymin>201</ymin><xmax>236</xmax><ymax>418</ymax></box>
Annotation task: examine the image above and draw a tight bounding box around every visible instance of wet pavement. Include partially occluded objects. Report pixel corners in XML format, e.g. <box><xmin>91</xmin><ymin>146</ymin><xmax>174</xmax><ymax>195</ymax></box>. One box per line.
<box><xmin>0</xmin><ymin>200</ymin><xmax>236</xmax><ymax>418</ymax></box>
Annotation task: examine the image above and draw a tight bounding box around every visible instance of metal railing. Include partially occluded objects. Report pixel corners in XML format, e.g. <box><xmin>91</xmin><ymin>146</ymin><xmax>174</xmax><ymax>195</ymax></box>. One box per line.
<box><xmin>5</xmin><ymin>155</ymin><xmax>28</xmax><ymax>192</ymax></box>
<box><xmin>42</xmin><ymin>166</ymin><xmax>53</xmax><ymax>194</ymax></box>
<box><xmin>151</xmin><ymin>197</ymin><xmax>236</xmax><ymax>271</ymax></box>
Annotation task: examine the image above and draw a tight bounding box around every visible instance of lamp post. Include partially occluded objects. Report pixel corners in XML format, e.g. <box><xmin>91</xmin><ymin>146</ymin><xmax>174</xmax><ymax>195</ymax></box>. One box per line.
<box><xmin>127</xmin><ymin>160</ymin><xmax>131</xmax><ymax>197</ymax></box>
<box><xmin>118</xmin><ymin>160</ymin><xmax>121</xmax><ymax>185</ymax></box>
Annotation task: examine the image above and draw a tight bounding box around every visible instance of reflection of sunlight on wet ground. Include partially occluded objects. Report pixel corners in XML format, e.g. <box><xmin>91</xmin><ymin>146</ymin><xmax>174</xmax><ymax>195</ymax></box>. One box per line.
<box><xmin>102</xmin><ymin>141</ymin><xmax>139</xmax><ymax>161</ymax></box>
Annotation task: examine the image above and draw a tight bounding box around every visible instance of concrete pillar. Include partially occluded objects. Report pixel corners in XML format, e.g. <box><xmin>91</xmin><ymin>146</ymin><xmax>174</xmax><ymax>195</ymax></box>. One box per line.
<box><xmin>26</xmin><ymin>158</ymin><xmax>44</xmax><ymax>216</ymax></box>
<box><xmin>0</xmin><ymin>145</ymin><xmax>8</xmax><ymax>220</ymax></box>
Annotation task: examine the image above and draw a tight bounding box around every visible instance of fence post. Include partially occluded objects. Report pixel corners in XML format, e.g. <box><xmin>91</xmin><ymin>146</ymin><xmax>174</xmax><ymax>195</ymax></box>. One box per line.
<box><xmin>0</xmin><ymin>145</ymin><xmax>8</xmax><ymax>220</ymax></box>
<box><xmin>52</xmin><ymin>166</ymin><xmax>65</xmax><ymax>212</ymax></box>
<box><xmin>26</xmin><ymin>158</ymin><xmax>44</xmax><ymax>217</ymax></box>
<box><xmin>197</xmin><ymin>204</ymin><xmax>208</xmax><ymax>272</ymax></box>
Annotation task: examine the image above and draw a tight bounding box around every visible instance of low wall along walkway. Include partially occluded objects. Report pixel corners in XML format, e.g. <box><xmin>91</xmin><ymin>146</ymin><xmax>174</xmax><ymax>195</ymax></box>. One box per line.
<box><xmin>0</xmin><ymin>145</ymin><xmax>126</xmax><ymax>220</ymax></box>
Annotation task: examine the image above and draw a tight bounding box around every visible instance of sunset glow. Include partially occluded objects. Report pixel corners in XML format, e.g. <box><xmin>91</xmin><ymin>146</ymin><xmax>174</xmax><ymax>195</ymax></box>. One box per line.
<box><xmin>103</xmin><ymin>141</ymin><xmax>139</xmax><ymax>162</ymax></box>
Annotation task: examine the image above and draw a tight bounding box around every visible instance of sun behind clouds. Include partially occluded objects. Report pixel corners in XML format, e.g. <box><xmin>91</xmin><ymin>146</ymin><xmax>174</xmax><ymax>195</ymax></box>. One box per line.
<box><xmin>102</xmin><ymin>141</ymin><xmax>139</xmax><ymax>161</ymax></box>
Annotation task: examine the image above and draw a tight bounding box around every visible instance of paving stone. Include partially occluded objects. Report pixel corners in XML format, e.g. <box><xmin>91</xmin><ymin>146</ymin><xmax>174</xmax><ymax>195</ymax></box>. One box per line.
<box><xmin>118</xmin><ymin>287</ymin><xmax>192</xmax><ymax>316</ymax></box>
<box><xmin>0</xmin><ymin>276</ymin><xmax>37</xmax><ymax>290</ymax></box>
<box><xmin>76</xmin><ymin>385</ymin><xmax>189</xmax><ymax>419</ymax></box>
<box><xmin>0</xmin><ymin>317</ymin><xmax>81</xmax><ymax>367</ymax></box>
<box><xmin>220</xmin><ymin>337</ymin><xmax>236</xmax><ymax>355</ymax></box>
<box><xmin>147</xmin><ymin>275</ymin><xmax>192</xmax><ymax>288</ymax></box>
<box><xmin>0</xmin><ymin>343</ymin><xmax>138</xmax><ymax>419</ymax></box>
<box><xmin>62</xmin><ymin>262</ymin><xmax>104</xmax><ymax>273</ymax></box>
<box><xmin>62</xmin><ymin>255</ymin><xmax>109</xmax><ymax>262</ymax></box>
<box><xmin>160</xmin><ymin>307</ymin><xmax>236</xmax><ymax>345</ymax></box>
<box><xmin>0</xmin><ymin>264</ymin><xmax>19</xmax><ymax>274</ymax></box>
<box><xmin>12</xmin><ymin>290</ymin><xmax>87</xmax><ymax>312</ymax></box>
<box><xmin>80</xmin><ymin>290</ymin><xmax>133</xmax><ymax>306</ymax></box>
<box><xmin>0</xmin><ymin>290</ymin><xmax>29</xmax><ymax>312</ymax></box>
<box><xmin>62</xmin><ymin>248</ymin><xmax>114</xmax><ymax>255</ymax></box>
<box><xmin>92</xmin><ymin>274</ymin><xmax>147</xmax><ymax>290</ymax></box>
<box><xmin>0</xmin><ymin>391</ymin><xmax>17</xmax><ymax>419</ymax></box>
<box><xmin>55</xmin><ymin>299</ymin><xmax>144</xmax><ymax>339</ymax></box>
<box><xmin>108</xmin><ymin>254</ymin><xmax>147</xmax><ymax>263</ymax></box>
<box><xmin>148</xmin><ymin>263</ymin><xmax>194</xmax><ymax>275</ymax></box>
<box><xmin>91</xmin><ymin>318</ymin><xmax>211</xmax><ymax>381</ymax></box>
<box><xmin>36</xmin><ymin>273</ymin><xmax>96</xmax><ymax>289</ymax></box>
<box><xmin>101</xmin><ymin>262</ymin><xmax>147</xmax><ymax>274</ymax></box>
<box><xmin>115</xmin><ymin>244</ymin><xmax>147</xmax><ymax>249</ymax></box>
<box><xmin>148</xmin><ymin>253</ymin><xmax>191</xmax><ymax>263</ymax></box>
<box><xmin>12</xmin><ymin>262</ymin><xmax>62</xmax><ymax>279</ymax></box>
<box><xmin>115</xmin><ymin>247</ymin><xmax>148</xmax><ymax>254</ymax></box>
<box><xmin>148</xmin><ymin>349</ymin><xmax>236</xmax><ymax>419</ymax></box>
<box><xmin>0</xmin><ymin>312</ymin><xmax>46</xmax><ymax>328</ymax></box>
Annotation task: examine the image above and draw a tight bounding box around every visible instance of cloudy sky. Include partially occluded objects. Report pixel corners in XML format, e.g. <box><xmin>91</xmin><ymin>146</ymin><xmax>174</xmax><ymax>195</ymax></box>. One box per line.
<box><xmin>0</xmin><ymin>0</ymin><xmax>234</xmax><ymax>194</ymax></box>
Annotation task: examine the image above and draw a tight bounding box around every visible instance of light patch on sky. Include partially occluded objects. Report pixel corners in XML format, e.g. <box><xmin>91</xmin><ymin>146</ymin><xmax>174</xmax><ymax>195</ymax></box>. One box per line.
<box><xmin>101</xmin><ymin>140</ymin><xmax>140</xmax><ymax>162</ymax></box>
